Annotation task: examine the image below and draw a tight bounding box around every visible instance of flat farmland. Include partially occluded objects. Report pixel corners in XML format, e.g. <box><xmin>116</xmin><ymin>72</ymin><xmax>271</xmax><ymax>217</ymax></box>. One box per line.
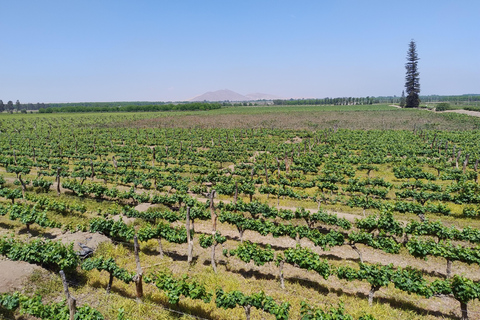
<box><xmin>0</xmin><ymin>105</ymin><xmax>480</xmax><ymax>320</ymax></box>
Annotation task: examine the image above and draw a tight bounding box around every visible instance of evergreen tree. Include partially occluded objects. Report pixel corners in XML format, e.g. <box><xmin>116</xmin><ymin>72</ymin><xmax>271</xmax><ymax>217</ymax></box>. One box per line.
<box><xmin>405</xmin><ymin>40</ymin><xmax>420</xmax><ymax>108</ymax></box>
<box><xmin>0</xmin><ymin>100</ymin><xmax>4</xmax><ymax>112</ymax></box>
<box><xmin>399</xmin><ymin>90</ymin><xmax>406</xmax><ymax>107</ymax></box>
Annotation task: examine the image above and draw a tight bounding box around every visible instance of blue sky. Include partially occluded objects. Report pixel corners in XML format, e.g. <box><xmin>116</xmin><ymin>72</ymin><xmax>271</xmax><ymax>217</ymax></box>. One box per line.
<box><xmin>1</xmin><ymin>1</ymin><xmax>479</xmax><ymax>103</ymax></box>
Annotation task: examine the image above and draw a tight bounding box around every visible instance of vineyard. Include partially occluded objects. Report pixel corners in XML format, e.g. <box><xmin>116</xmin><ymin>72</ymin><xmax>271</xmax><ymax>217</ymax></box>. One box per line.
<box><xmin>0</xmin><ymin>107</ymin><xmax>480</xmax><ymax>319</ymax></box>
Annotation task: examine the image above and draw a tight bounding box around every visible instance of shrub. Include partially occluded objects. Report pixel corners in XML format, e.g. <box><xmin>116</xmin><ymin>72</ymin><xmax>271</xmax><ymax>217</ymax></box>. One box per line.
<box><xmin>436</xmin><ymin>103</ymin><xmax>451</xmax><ymax>111</ymax></box>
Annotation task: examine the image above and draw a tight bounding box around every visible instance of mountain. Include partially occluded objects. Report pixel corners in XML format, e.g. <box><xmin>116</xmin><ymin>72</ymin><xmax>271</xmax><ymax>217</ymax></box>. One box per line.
<box><xmin>245</xmin><ymin>93</ymin><xmax>281</xmax><ymax>100</ymax></box>
<box><xmin>189</xmin><ymin>89</ymin><xmax>280</xmax><ymax>101</ymax></box>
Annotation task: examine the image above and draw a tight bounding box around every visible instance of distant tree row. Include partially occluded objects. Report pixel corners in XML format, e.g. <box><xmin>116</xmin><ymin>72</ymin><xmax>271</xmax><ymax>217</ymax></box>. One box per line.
<box><xmin>38</xmin><ymin>102</ymin><xmax>221</xmax><ymax>113</ymax></box>
<box><xmin>48</xmin><ymin>101</ymin><xmax>173</xmax><ymax>108</ymax></box>
<box><xmin>0</xmin><ymin>100</ymin><xmax>49</xmax><ymax>113</ymax></box>
<box><xmin>272</xmin><ymin>94</ymin><xmax>480</xmax><ymax>107</ymax></box>
<box><xmin>273</xmin><ymin>96</ymin><xmax>378</xmax><ymax>106</ymax></box>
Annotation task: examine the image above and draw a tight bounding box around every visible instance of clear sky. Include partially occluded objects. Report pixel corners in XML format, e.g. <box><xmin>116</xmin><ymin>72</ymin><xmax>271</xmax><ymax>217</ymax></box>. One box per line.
<box><xmin>1</xmin><ymin>0</ymin><xmax>479</xmax><ymax>103</ymax></box>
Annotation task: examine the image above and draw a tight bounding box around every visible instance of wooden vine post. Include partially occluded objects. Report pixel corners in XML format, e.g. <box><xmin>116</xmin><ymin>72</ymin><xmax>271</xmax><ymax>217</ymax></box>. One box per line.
<box><xmin>112</xmin><ymin>156</ymin><xmax>118</xmax><ymax>174</ymax></box>
<box><xmin>349</xmin><ymin>242</ymin><xmax>364</xmax><ymax>264</ymax></box>
<box><xmin>234</xmin><ymin>181</ymin><xmax>238</xmax><ymax>204</ymax></box>
<box><xmin>133</xmin><ymin>235</ymin><xmax>143</xmax><ymax>300</ymax></box>
<box><xmin>264</xmin><ymin>162</ymin><xmax>269</xmax><ymax>185</ymax></box>
<box><xmin>59</xmin><ymin>270</ymin><xmax>76</xmax><ymax>320</ymax></box>
<box><xmin>455</xmin><ymin>149</ymin><xmax>462</xmax><ymax>169</ymax></box>
<box><xmin>56</xmin><ymin>167</ymin><xmax>61</xmax><ymax>196</ymax></box>
<box><xmin>463</xmin><ymin>154</ymin><xmax>469</xmax><ymax>173</ymax></box>
<box><xmin>278</xmin><ymin>260</ymin><xmax>285</xmax><ymax>289</ymax></box>
<box><xmin>446</xmin><ymin>259</ymin><xmax>453</xmax><ymax>279</ymax></box>
<box><xmin>475</xmin><ymin>159</ymin><xmax>479</xmax><ymax>182</ymax></box>
<box><xmin>186</xmin><ymin>206</ymin><xmax>193</xmax><ymax>264</ymax></box>
<box><xmin>18</xmin><ymin>174</ymin><xmax>26</xmax><ymax>199</ymax></box>
<box><xmin>152</xmin><ymin>146</ymin><xmax>155</xmax><ymax>166</ymax></box>
<box><xmin>244</xmin><ymin>305</ymin><xmax>252</xmax><ymax>320</ymax></box>
<box><xmin>90</xmin><ymin>160</ymin><xmax>95</xmax><ymax>180</ymax></box>
<box><xmin>210</xmin><ymin>190</ymin><xmax>217</xmax><ymax>273</ymax></box>
<box><xmin>368</xmin><ymin>285</ymin><xmax>380</xmax><ymax>306</ymax></box>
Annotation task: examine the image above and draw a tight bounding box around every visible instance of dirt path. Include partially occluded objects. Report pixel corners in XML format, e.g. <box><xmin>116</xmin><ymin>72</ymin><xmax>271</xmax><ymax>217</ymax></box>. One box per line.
<box><xmin>444</xmin><ymin>109</ymin><xmax>480</xmax><ymax>117</ymax></box>
<box><xmin>389</xmin><ymin>105</ymin><xmax>480</xmax><ymax>117</ymax></box>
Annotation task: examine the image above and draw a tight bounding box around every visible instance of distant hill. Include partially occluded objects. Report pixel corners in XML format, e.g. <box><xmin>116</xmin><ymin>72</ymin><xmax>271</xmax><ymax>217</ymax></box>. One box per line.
<box><xmin>189</xmin><ymin>89</ymin><xmax>281</xmax><ymax>102</ymax></box>
<box><xmin>245</xmin><ymin>92</ymin><xmax>281</xmax><ymax>100</ymax></box>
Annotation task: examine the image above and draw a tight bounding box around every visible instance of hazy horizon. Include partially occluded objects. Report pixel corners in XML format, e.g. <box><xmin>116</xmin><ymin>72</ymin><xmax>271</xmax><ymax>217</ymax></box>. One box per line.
<box><xmin>1</xmin><ymin>1</ymin><xmax>479</xmax><ymax>104</ymax></box>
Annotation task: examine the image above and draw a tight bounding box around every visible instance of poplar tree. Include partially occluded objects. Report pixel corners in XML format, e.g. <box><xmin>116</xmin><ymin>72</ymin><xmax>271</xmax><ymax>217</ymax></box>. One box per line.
<box><xmin>6</xmin><ymin>101</ymin><xmax>14</xmax><ymax>112</ymax></box>
<box><xmin>399</xmin><ymin>90</ymin><xmax>406</xmax><ymax>108</ymax></box>
<box><xmin>405</xmin><ymin>40</ymin><xmax>420</xmax><ymax>108</ymax></box>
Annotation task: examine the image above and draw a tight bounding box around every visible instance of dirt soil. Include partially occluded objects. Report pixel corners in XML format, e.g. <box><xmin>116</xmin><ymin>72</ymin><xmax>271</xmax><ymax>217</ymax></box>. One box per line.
<box><xmin>134</xmin><ymin>202</ymin><xmax>156</xmax><ymax>212</ymax></box>
<box><xmin>0</xmin><ymin>260</ymin><xmax>43</xmax><ymax>293</ymax></box>
<box><xmin>444</xmin><ymin>109</ymin><xmax>480</xmax><ymax>117</ymax></box>
<box><xmin>0</xmin><ymin>231</ymin><xmax>110</xmax><ymax>295</ymax></box>
<box><xmin>54</xmin><ymin>231</ymin><xmax>111</xmax><ymax>252</ymax></box>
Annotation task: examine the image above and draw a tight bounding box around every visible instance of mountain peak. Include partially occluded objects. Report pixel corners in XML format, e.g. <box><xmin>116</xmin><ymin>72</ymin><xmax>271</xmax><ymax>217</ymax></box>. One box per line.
<box><xmin>188</xmin><ymin>89</ymin><xmax>280</xmax><ymax>102</ymax></box>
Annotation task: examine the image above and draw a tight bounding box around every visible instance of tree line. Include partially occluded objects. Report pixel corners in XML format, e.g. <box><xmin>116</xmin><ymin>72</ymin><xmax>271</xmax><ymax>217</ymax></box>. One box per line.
<box><xmin>272</xmin><ymin>94</ymin><xmax>480</xmax><ymax>107</ymax></box>
<box><xmin>38</xmin><ymin>102</ymin><xmax>221</xmax><ymax>113</ymax></box>
<box><xmin>0</xmin><ymin>100</ymin><xmax>223</xmax><ymax>113</ymax></box>
<box><xmin>0</xmin><ymin>100</ymin><xmax>50</xmax><ymax>113</ymax></box>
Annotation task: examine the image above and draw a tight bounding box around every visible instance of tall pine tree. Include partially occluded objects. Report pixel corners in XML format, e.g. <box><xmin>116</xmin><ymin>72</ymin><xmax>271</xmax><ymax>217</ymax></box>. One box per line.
<box><xmin>405</xmin><ymin>40</ymin><xmax>420</xmax><ymax>108</ymax></box>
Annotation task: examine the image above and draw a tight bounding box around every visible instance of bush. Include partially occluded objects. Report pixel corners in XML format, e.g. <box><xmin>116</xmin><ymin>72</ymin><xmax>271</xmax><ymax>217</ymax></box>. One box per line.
<box><xmin>436</xmin><ymin>103</ymin><xmax>451</xmax><ymax>111</ymax></box>
<box><xmin>463</xmin><ymin>206</ymin><xmax>479</xmax><ymax>218</ymax></box>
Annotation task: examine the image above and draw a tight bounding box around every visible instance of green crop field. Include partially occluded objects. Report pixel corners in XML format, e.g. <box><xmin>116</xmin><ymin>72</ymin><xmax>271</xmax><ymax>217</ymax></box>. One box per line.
<box><xmin>1</xmin><ymin>105</ymin><xmax>480</xmax><ymax>320</ymax></box>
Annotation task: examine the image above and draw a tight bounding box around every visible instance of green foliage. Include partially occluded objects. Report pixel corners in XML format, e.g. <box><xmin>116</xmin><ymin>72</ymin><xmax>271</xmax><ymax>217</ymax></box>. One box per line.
<box><xmin>215</xmin><ymin>288</ymin><xmax>290</xmax><ymax>320</ymax></box>
<box><xmin>0</xmin><ymin>237</ymin><xmax>78</xmax><ymax>271</ymax></box>
<box><xmin>0</xmin><ymin>187</ymin><xmax>23</xmax><ymax>203</ymax></box>
<box><xmin>25</xmin><ymin>193</ymin><xmax>87</xmax><ymax>214</ymax></box>
<box><xmin>463</xmin><ymin>206</ymin><xmax>479</xmax><ymax>218</ymax></box>
<box><xmin>122</xmin><ymin>206</ymin><xmax>180</xmax><ymax>223</ymax></box>
<box><xmin>89</xmin><ymin>218</ymin><xmax>134</xmax><ymax>241</ymax></box>
<box><xmin>300</xmin><ymin>301</ymin><xmax>376</xmax><ymax>320</ymax></box>
<box><xmin>348</xmin><ymin>232</ymin><xmax>401</xmax><ymax>254</ymax></box>
<box><xmin>81</xmin><ymin>256</ymin><xmax>134</xmax><ymax>284</ymax></box>
<box><xmin>279</xmin><ymin>245</ymin><xmax>331</xmax><ymax>279</ymax></box>
<box><xmin>347</xmin><ymin>196</ymin><xmax>382</xmax><ymax>211</ymax></box>
<box><xmin>405</xmin><ymin>40</ymin><xmax>420</xmax><ymax>108</ymax></box>
<box><xmin>406</xmin><ymin>237</ymin><xmax>480</xmax><ymax>265</ymax></box>
<box><xmin>199</xmin><ymin>232</ymin><xmax>226</xmax><ymax>248</ymax></box>
<box><xmin>32</xmin><ymin>177</ymin><xmax>53</xmax><ymax>192</ymax></box>
<box><xmin>40</xmin><ymin>102</ymin><xmax>222</xmax><ymax>113</ymax></box>
<box><xmin>435</xmin><ymin>103</ymin><xmax>451</xmax><ymax>111</ymax></box>
<box><xmin>4</xmin><ymin>203</ymin><xmax>61</xmax><ymax>229</ymax></box>
<box><xmin>355</xmin><ymin>210</ymin><xmax>404</xmax><ymax>236</ymax></box>
<box><xmin>405</xmin><ymin>219</ymin><xmax>480</xmax><ymax>244</ymax></box>
<box><xmin>393</xmin><ymin>166</ymin><xmax>435</xmax><ymax>181</ymax></box>
<box><xmin>145</xmin><ymin>271</ymin><xmax>212</xmax><ymax>304</ymax></box>
<box><xmin>0</xmin><ymin>292</ymin><xmax>105</xmax><ymax>320</ymax></box>
<box><xmin>137</xmin><ymin>221</ymin><xmax>187</xmax><ymax>244</ymax></box>
<box><xmin>227</xmin><ymin>241</ymin><xmax>274</xmax><ymax>266</ymax></box>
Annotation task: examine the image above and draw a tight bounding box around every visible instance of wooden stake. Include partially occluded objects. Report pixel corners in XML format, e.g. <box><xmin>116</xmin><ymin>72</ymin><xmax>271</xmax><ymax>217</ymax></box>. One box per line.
<box><xmin>463</xmin><ymin>154</ymin><xmax>469</xmax><ymax>173</ymax></box>
<box><xmin>186</xmin><ymin>207</ymin><xmax>193</xmax><ymax>264</ymax></box>
<box><xmin>56</xmin><ymin>167</ymin><xmax>61</xmax><ymax>196</ymax></box>
<box><xmin>210</xmin><ymin>190</ymin><xmax>217</xmax><ymax>273</ymax></box>
<box><xmin>59</xmin><ymin>270</ymin><xmax>76</xmax><ymax>320</ymax></box>
<box><xmin>133</xmin><ymin>235</ymin><xmax>143</xmax><ymax>299</ymax></box>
